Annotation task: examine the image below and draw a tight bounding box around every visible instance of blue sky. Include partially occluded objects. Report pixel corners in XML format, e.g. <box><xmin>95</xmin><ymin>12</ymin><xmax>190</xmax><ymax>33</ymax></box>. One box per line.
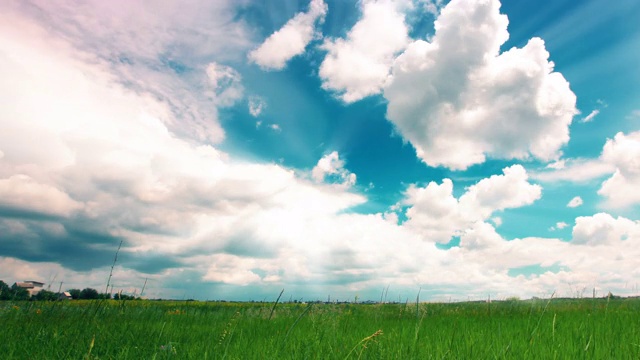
<box><xmin>1</xmin><ymin>0</ymin><xmax>639</xmax><ymax>301</ymax></box>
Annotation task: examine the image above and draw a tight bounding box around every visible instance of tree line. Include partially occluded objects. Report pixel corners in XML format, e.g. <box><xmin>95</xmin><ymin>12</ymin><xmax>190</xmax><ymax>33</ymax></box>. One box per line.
<box><xmin>0</xmin><ymin>281</ymin><xmax>137</xmax><ymax>301</ymax></box>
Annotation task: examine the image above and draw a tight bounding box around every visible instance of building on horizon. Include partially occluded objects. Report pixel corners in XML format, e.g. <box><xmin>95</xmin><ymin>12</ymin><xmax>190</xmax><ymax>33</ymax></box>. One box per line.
<box><xmin>15</xmin><ymin>281</ymin><xmax>45</xmax><ymax>296</ymax></box>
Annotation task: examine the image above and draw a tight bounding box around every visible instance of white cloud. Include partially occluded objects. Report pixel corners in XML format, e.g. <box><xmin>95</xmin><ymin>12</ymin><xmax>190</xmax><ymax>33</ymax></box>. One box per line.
<box><xmin>533</xmin><ymin>131</ymin><xmax>640</xmax><ymax>208</ymax></box>
<box><xmin>556</xmin><ymin>221</ymin><xmax>569</xmax><ymax>229</ymax></box>
<box><xmin>1</xmin><ymin>0</ymin><xmax>254</xmax><ymax>144</ymax></box>
<box><xmin>415</xmin><ymin>0</ymin><xmax>445</xmax><ymax>16</ymax></box>
<box><xmin>248</xmin><ymin>0</ymin><xmax>327</xmax><ymax>70</ymax></box>
<box><xmin>269</xmin><ymin>124</ymin><xmax>282</xmax><ymax>132</ymax></box>
<box><xmin>546</xmin><ymin>160</ymin><xmax>565</xmax><ymax>170</ymax></box>
<box><xmin>572</xmin><ymin>213</ymin><xmax>640</xmax><ymax>246</ymax></box>
<box><xmin>206</xmin><ymin>62</ymin><xmax>243</xmax><ymax>107</ymax></box>
<box><xmin>248</xmin><ymin>96</ymin><xmax>267</xmax><ymax>117</ymax></box>
<box><xmin>532</xmin><ymin>158</ymin><xmax>614</xmax><ymax>182</ymax></box>
<box><xmin>459</xmin><ymin>221</ymin><xmax>503</xmax><ymax>250</ymax></box>
<box><xmin>0</xmin><ymin>11</ymin><xmax>369</xmax><ymax>279</ymax></box>
<box><xmin>581</xmin><ymin>109</ymin><xmax>600</xmax><ymax>123</ymax></box>
<box><xmin>319</xmin><ymin>0</ymin><xmax>410</xmax><ymax>102</ymax></box>
<box><xmin>384</xmin><ymin>0</ymin><xmax>577</xmax><ymax>169</ymax></box>
<box><xmin>203</xmin><ymin>254</ymin><xmax>262</xmax><ymax>285</ymax></box>
<box><xmin>404</xmin><ymin>165</ymin><xmax>541</xmax><ymax>243</ymax></box>
<box><xmin>567</xmin><ymin>196</ymin><xmax>583</xmax><ymax>208</ymax></box>
<box><xmin>459</xmin><ymin>165</ymin><xmax>542</xmax><ymax>219</ymax></box>
<box><xmin>0</xmin><ymin>175</ymin><xmax>82</xmax><ymax>217</ymax></box>
<box><xmin>311</xmin><ymin>152</ymin><xmax>357</xmax><ymax>188</ymax></box>
<box><xmin>598</xmin><ymin>131</ymin><xmax>640</xmax><ymax>208</ymax></box>
<box><xmin>491</xmin><ymin>216</ymin><xmax>502</xmax><ymax>227</ymax></box>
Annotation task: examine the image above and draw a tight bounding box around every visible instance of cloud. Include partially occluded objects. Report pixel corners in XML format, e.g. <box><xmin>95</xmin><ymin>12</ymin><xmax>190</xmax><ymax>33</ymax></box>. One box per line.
<box><xmin>2</xmin><ymin>0</ymin><xmax>254</xmax><ymax>144</ymax></box>
<box><xmin>532</xmin><ymin>158</ymin><xmax>614</xmax><ymax>182</ymax></box>
<box><xmin>567</xmin><ymin>196</ymin><xmax>583</xmax><ymax>208</ymax></box>
<box><xmin>203</xmin><ymin>254</ymin><xmax>262</xmax><ymax>285</ymax></box>
<box><xmin>556</xmin><ymin>222</ymin><xmax>569</xmax><ymax>230</ymax></box>
<box><xmin>626</xmin><ymin>109</ymin><xmax>640</xmax><ymax>120</ymax></box>
<box><xmin>248</xmin><ymin>96</ymin><xmax>267</xmax><ymax>117</ymax></box>
<box><xmin>311</xmin><ymin>152</ymin><xmax>357</xmax><ymax>188</ymax></box>
<box><xmin>206</xmin><ymin>62</ymin><xmax>243</xmax><ymax>107</ymax></box>
<box><xmin>546</xmin><ymin>160</ymin><xmax>565</xmax><ymax>170</ymax></box>
<box><xmin>403</xmin><ymin>165</ymin><xmax>541</xmax><ymax>243</ymax></box>
<box><xmin>0</xmin><ymin>175</ymin><xmax>82</xmax><ymax>218</ymax></box>
<box><xmin>581</xmin><ymin>109</ymin><xmax>600</xmax><ymax>123</ymax></box>
<box><xmin>572</xmin><ymin>213</ymin><xmax>640</xmax><ymax>246</ymax></box>
<box><xmin>532</xmin><ymin>131</ymin><xmax>640</xmax><ymax>208</ymax></box>
<box><xmin>319</xmin><ymin>0</ymin><xmax>410</xmax><ymax>102</ymax></box>
<box><xmin>248</xmin><ymin>0</ymin><xmax>328</xmax><ymax>70</ymax></box>
<box><xmin>0</xmin><ymin>12</ymin><xmax>367</xmax><ymax>280</ymax></box>
<box><xmin>415</xmin><ymin>0</ymin><xmax>445</xmax><ymax>16</ymax></box>
<box><xmin>598</xmin><ymin>131</ymin><xmax>640</xmax><ymax>208</ymax></box>
<box><xmin>383</xmin><ymin>0</ymin><xmax>577</xmax><ymax>169</ymax></box>
<box><xmin>459</xmin><ymin>165</ymin><xmax>542</xmax><ymax>218</ymax></box>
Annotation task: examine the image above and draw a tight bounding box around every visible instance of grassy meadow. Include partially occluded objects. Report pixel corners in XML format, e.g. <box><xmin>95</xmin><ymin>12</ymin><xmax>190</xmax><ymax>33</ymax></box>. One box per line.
<box><xmin>1</xmin><ymin>297</ymin><xmax>639</xmax><ymax>359</ymax></box>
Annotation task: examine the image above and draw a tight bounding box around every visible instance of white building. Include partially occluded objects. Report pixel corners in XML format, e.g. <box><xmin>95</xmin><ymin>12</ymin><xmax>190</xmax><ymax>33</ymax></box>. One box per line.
<box><xmin>15</xmin><ymin>281</ymin><xmax>45</xmax><ymax>296</ymax></box>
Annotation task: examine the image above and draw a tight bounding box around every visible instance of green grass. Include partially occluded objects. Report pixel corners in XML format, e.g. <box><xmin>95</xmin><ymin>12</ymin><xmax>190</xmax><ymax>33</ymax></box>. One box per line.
<box><xmin>1</xmin><ymin>297</ymin><xmax>639</xmax><ymax>359</ymax></box>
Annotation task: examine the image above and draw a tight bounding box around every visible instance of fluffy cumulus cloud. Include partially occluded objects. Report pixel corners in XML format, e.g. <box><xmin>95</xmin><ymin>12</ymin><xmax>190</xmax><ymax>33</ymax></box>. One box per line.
<box><xmin>598</xmin><ymin>131</ymin><xmax>640</xmax><ymax>208</ymax></box>
<box><xmin>384</xmin><ymin>0</ymin><xmax>577</xmax><ymax>169</ymax></box>
<box><xmin>249</xmin><ymin>0</ymin><xmax>328</xmax><ymax>70</ymax></box>
<box><xmin>572</xmin><ymin>213</ymin><xmax>640</xmax><ymax>246</ymax></box>
<box><xmin>319</xmin><ymin>0</ymin><xmax>410</xmax><ymax>102</ymax></box>
<box><xmin>532</xmin><ymin>131</ymin><xmax>640</xmax><ymax>208</ymax></box>
<box><xmin>403</xmin><ymin>165</ymin><xmax>541</xmax><ymax>243</ymax></box>
<box><xmin>312</xmin><ymin>152</ymin><xmax>357</xmax><ymax>188</ymax></box>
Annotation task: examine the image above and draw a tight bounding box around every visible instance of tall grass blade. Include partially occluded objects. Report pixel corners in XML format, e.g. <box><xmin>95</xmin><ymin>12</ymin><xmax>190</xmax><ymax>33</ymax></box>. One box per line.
<box><xmin>269</xmin><ymin>289</ymin><xmax>284</xmax><ymax>321</ymax></box>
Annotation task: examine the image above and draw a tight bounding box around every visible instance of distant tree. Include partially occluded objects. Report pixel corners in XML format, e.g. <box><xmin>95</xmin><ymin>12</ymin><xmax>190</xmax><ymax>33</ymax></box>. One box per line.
<box><xmin>98</xmin><ymin>293</ymin><xmax>112</xmax><ymax>300</ymax></box>
<box><xmin>79</xmin><ymin>288</ymin><xmax>99</xmax><ymax>300</ymax></box>
<box><xmin>0</xmin><ymin>281</ymin><xmax>10</xmax><ymax>300</ymax></box>
<box><xmin>113</xmin><ymin>293</ymin><xmax>136</xmax><ymax>300</ymax></box>
<box><xmin>10</xmin><ymin>283</ymin><xmax>30</xmax><ymax>300</ymax></box>
<box><xmin>606</xmin><ymin>292</ymin><xmax>621</xmax><ymax>300</ymax></box>
<box><xmin>68</xmin><ymin>289</ymin><xmax>81</xmax><ymax>299</ymax></box>
<box><xmin>34</xmin><ymin>289</ymin><xmax>58</xmax><ymax>301</ymax></box>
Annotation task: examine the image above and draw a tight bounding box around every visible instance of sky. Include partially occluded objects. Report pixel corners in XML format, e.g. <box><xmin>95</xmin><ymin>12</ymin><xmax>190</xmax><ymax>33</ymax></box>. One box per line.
<box><xmin>1</xmin><ymin>0</ymin><xmax>639</xmax><ymax>302</ymax></box>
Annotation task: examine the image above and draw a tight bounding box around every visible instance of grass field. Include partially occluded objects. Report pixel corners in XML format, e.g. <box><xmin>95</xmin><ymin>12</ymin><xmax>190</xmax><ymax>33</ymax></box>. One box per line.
<box><xmin>1</xmin><ymin>297</ymin><xmax>639</xmax><ymax>359</ymax></box>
